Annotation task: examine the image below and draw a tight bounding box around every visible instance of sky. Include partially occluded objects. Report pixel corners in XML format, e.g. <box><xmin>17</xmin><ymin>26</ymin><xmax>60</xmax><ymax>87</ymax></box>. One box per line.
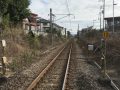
<box><xmin>29</xmin><ymin>0</ymin><xmax>120</xmax><ymax>34</ymax></box>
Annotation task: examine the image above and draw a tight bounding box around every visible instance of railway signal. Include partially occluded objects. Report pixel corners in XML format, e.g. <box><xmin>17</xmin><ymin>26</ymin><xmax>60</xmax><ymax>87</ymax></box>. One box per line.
<box><xmin>103</xmin><ymin>31</ymin><xmax>109</xmax><ymax>40</ymax></box>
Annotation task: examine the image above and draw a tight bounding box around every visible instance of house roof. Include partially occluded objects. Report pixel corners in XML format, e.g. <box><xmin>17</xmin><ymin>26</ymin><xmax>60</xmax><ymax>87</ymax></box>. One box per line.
<box><xmin>26</xmin><ymin>23</ymin><xmax>40</xmax><ymax>26</ymax></box>
<box><xmin>53</xmin><ymin>23</ymin><xmax>63</xmax><ymax>29</ymax></box>
<box><xmin>37</xmin><ymin>18</ymin><xmax>63</xmax><ymax>29</ymax></box>
<box><xmin>30</xmin><ymin>13</ymin><xmax>38</xmax><ymax>16</ymax></box>
<box><xmin>104</xmin><ymin>16</ymin><xmax>120</xmax><ymax>20</ymax></box>
<box><xmin>37</xmin><ymin>18</ymin><xmax>50</xmax><ymax>23</ymax></box>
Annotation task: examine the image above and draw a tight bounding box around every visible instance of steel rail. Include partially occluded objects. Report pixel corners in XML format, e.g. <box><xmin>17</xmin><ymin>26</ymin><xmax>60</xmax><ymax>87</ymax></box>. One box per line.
<box><xmin>94</xmin><ymin>61</ymin><xmax>119</xmax><ymax>90</ymax></box>
<box><xmin>62</xmin><ymin>44</ymin><xmax>72</xmax><ymax>90</ymax></box>
<box><xmin>27</xmin><ymin>45</ymin><xmax>67</xmax><ymax>90</ymax></box>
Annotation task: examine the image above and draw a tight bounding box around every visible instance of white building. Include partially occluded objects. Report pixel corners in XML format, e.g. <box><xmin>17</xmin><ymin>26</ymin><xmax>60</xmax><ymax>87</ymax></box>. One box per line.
<box><xmin>23</xmin><ymin>15</ymin><xmax>65</xmax><ymax>36</ymax></box>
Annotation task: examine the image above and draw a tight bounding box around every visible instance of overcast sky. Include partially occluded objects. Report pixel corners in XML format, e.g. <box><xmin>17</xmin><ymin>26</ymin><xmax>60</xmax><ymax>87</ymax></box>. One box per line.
<box><xmin>29</xmin><ymin>0</ymin><xmax>120</xmax><ymax>34</ymax></box>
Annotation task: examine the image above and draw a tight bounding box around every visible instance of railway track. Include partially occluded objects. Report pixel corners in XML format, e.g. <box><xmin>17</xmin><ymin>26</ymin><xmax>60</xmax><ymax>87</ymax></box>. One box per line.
<box><xmin>26</xmin><ymin>40</ymin><xmax>117</xmax><ymax>90</ymax></box>
<box><xmin>27</xmin><ymin>43</ymin><xmax>73</xmax><ymax>90</ymax></box>
<box><xmin>0</xmin><ymin>40</ymin><xmax>116</xmax><ymax>90</ymax></box>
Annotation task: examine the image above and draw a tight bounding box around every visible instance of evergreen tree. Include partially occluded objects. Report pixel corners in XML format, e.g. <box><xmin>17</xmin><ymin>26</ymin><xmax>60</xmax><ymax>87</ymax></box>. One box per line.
<box><xmin>0</xmin><ymin>0</ymin><xmax>30</xmax><ymax>25</ymax></box>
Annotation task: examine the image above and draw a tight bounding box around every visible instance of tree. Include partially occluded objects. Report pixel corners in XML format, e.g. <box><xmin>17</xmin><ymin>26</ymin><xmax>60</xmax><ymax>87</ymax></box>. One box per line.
<box><xmin>0</xmin><ymin>0</ymin><xmax>30</xmax><ymax>25</ymax></box>
<box><xmin>67</xmin><ymin>31</ymin><xmax>71</xmax><ymax>37</ymax></box>
<box><xmin>7</xmin><ymin>0</ymin><xmax>30</xmax><ymax>24</ymax></box>
<box><xmin>0</xmin><ymin>0</ymin><xmax>10</xmax><ymax>17</ymax></box>
<box><xmin>0</xmin><ymin>0</ymin><xmax>11</xmax><ymax>28</ymax></box>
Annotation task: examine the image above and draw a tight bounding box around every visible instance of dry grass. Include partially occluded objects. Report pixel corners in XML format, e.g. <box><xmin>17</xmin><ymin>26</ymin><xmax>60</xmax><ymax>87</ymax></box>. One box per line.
<box><xmin>77</xmin><ymin>32</ymin><xmax>120</xmax><ymax>78</ymax></box>
<box><xmin>0</xmin><ymin>27</ymin><xmax>65</xmax><ymax>72</ymax></box>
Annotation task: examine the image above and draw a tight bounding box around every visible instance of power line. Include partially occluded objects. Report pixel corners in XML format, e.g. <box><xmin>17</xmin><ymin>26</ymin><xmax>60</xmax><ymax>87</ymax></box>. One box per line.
<box><xmin>66</xmin><ymin>0</ymin><xmax>70</xmax><ymax>14</ymax></box>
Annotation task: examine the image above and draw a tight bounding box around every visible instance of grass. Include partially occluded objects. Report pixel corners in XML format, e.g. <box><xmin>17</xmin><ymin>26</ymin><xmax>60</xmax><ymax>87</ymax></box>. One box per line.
<box><xmin>0</xmin><ymin>26</ymin><xmax>65</xmax><ymax>73</ymax></box>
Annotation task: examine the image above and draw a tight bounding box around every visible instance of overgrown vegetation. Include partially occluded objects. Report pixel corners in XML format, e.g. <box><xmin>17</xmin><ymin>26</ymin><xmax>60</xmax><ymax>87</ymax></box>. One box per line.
<box><xmin>0</xmin><ymin>0</ymin><xmax>67</xmax><ymax>73</ymax></box>
<box><xmin>0</xmin><ymin>0</ymin><xmax>30</xmax><ymax>28</ymax></box>
<box><xmin>0</xmin><ymin>27</ymin><xmax>65</xmax><ymax>72</ymax></box>
<box><xmin>77</xmin><ymin>27</ymin><xmax>120</xmax><ymax>77</ymax></box>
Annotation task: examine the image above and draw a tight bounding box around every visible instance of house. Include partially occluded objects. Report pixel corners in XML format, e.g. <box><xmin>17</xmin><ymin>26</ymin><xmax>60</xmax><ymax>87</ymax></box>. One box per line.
<box><xmin>23</xmin><ymin>13</ymin><xmax>41</xmax><ymax>35</ymax></box>
<box><xmin>23</xmin><ymin>14</ymin><xmax>65</xmax><ymax>36</ymax></box>
<box><xmin>37</xmin><ymin>18</ymin><xmax>65</xmax><ymax>36</ymax></box>
<box><xmin>61</xmin><ymin>28</ymin><xmax>66</xmax><ymax>36</ymax></box>
<box><xmin>104</xmin><ymin>16</ymin><xmax>120</xmax><ymax>32</ymax></box>
<box><xmin>38</xmin><ymin>18</ymin><xmax>50</xmax><ymax>32</ymax></box>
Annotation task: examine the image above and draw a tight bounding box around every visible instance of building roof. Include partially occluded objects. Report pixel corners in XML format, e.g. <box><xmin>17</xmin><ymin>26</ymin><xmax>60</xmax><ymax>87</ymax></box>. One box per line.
<box><xmin>37</xmin><ymin>18</ymin><xmax>50</xmax><ymax>23</ymax></box>
<box><xmin>104</xmin><ymin>16</ymin><xmax>120</xmax><ymax>20</ymax></box>
<box><xmin>37</xmin><ymin>18</ymin><xmax>63</xmax><ymax>29</ymax></box>
<box><xmin>30</xmin><ymin>13</ymin><xmax>38</xmax><ymax>16</ymax></box>
<box><xmin>53</xmin><ymin>23</ymin><xmax>63</xmax><ymax>29</ymax></box>
<box><xmin>26</xmin><ymin>23</ymin><xmax>40</xmax><ymax>26</ymax></box>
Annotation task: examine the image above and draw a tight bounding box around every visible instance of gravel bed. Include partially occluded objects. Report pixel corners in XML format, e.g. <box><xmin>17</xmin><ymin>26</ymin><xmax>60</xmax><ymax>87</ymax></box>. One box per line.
<box><xmin>66</xmin><ymin>40</ymin><xmax>113</xmax><ymax>90</ymax></box>
<box><xmin>0</xmin><ymin>43</ymin><xmax>65</xmax><ymax>90</ymax></box>
<box><xmin>36</xmin><ymin>46</ymin><xmax>70</xmax><ymax>90</ymax></box>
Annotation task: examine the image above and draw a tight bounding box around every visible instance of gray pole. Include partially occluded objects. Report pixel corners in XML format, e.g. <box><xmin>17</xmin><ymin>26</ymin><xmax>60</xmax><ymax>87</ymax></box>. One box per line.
<box><xmin>50</xmin><ymin>8</ymin><xmax>53</xmax><ymax>46</ymax></box>
<box><xmin>113</xmin><ymin>0</ymin><xmax>115</xmax><ymax>33</ymax></box>
<box><xmin>100</xmin><ymin>10</ymin><xmax>102</xmax><ymax>30</ymax></box>
<box><xmin>102</xmin><ymin>0</ymin><xmax>107</xmax><ymax>77</ymax></box>
<box><xmin>103</xmin><ymin>0</ymin><xmax>105</xmax><ymax>31</ymax></box>
<box><xmin>65</xmin><ymin>28</ymin><xmax>67</xmax><ymax>38</ymax></box>
<box><xmin>78</xmin><ymin>24</ymin><xmax>79</xmax><ymax>31</ymax></box>
<box><xmin>93</xmin><ymin>20</ymin><xmax>96</xmax><ymax>28</ymax></box>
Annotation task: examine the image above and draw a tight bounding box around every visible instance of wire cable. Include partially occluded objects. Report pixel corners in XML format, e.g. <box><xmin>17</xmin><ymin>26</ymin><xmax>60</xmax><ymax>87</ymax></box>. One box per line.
<box><xmin>65</xmin><ymin>0</ymin><xmax>72</xmax><ymax>30</ymax></box>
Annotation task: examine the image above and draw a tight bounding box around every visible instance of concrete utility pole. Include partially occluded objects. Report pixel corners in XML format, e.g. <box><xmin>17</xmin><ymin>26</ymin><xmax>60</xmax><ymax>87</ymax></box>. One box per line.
<box><xmin>65</xmin><ymin>28</ymin><xmax>67</xmax><ymax>38</ymax></box>
<box><xmin>93</xmin><ymin>20</ymin><xmax>96</xmax><ymax>28</ymax></box>
<box><xmin>99</xmin><ymin>6</ymin><xmax>102</xmax><ymax>30</ymax></box>
<box><xmin>50</xmin><ymin>8</ymin><xmax>53</xmax><ymax>46</ymax></box>
<box><xmin>113</xmin><ymin>0</ymin><xmax>115</xmax><ymax>33</ymax></box>
<box><xmin>78</xmin><ymin>24</ymin><xmax>79</xmax><ymax>31</ymax></box>
<box><xmin>103</xmin><ymin>0</ymin><xmax>105</xmax><ymax>31</ymax></box>
<box><xmin>113</xmin><ymin>0</ymin><xmax>117</xmax><ymax>33</ymax></box>
<box><xmin>100</xmin><ymin>12</ymin><xmax>102</xmax><ymax>30</ymax></box>
<box><xmin>77</xmin><ymin>24</ymin><xmax>80</xmax><ymax>38</ymax></box>
<box><xmin>102</xmin><ymin>0</ymin><xmax>107</xmax><ymax>77</ymax></box>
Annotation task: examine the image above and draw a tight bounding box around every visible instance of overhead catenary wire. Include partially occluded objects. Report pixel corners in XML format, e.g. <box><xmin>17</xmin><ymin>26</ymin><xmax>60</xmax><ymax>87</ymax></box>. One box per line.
<box><xmin>65</xmin><ymin>0</ymin><xmax>72</xmax><ymax>30</ymax></box>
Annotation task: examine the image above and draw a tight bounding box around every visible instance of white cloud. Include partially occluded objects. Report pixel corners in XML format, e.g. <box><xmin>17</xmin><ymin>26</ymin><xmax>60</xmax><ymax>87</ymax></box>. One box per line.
<box><xmin>29</xmin><ymin>0</ymin><xmax>120</xmax><ymax>34</ymax></box>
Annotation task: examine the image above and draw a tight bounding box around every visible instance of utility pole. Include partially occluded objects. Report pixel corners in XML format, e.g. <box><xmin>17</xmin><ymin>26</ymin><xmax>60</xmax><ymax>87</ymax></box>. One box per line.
<box><xmin>50</xmin><ymin>8</ymin><xmax>53</xmax><ymax>46</ymax></box>
<box><xmin>100</xmin><ymin>12</ymin><xmax>101</xmax><ymax>30</ymax></box>
<box><xmin>93</xmin><ymin>20</ymin><xmax>96</xmax><ymax>28</ymax></box>
<box><xmin>101</xmin><ymin>0</ymin><xmax>107</xmax><ymax>77</ymax></box>
<box><xmin>99</xmin><ymin>6</ymin><xmax>102</xmax><ymax>30</ymax></box>
<box><xmin>78</xmin><ymin>24</ymin><xmax>79</xmax><ymax>31</ymax></box>
<box><xmin>113</xmin><ymin>0</ymin><xmax>117</xmax><ymax>33</ymax></box>
<box><xmin>113</xmin><ymin>0</ymin><xmax>115</xmax><ymax>33</ymax></box>
<box><xmin>103</xmin><ymin>0</ymin><xmax>105</xmax><ymax>32</ymax></box>
<box><xmin>103</xmin><ymin>0</ymin><xmax>106</xmax><ymax>77</ymax></box>
<box><xmin>65</xmin><ymin>28</ymin><xmax>67</xmax><ymax>38</ymax></box>
<box><xmin>77</xmin><ymin>24</ymin><xmax>80</xmax><ymax>39</ymax></box>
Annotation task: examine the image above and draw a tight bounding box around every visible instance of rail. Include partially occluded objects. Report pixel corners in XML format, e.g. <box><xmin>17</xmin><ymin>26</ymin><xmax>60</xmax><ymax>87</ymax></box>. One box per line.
<box><xmin>62</xmin><ymin>44</ymin><xmax>72</xmax><ymax>90</ymax></box>
<box><xmin>94</xmin><ymin>61</ymin><xmax>119</xmax><ymax>90</ymax></box>
<box><xmin>27</xmin><ymin>45</ymin><xmax>66</xmax><ymax>90</ymax></box>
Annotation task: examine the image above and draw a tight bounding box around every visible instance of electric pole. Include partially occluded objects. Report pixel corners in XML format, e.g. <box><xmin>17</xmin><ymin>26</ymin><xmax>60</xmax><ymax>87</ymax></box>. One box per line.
<box><xmin>65</xmin><ymin>28</ymin><xmax>67</xmax><ymax>38</ymax></box>
<box><xmin>78</xmin><ymin>24</ymin><xmax>79</xmax><ymax>31</ymax></box>
<box><xmin>101</xmin><ymin>0</ymin><xmax>107</xmax><ymax>77</ymax></box>
<box><xmin>50</xmin><ymin>8</ymin><xmax>53</xmax><ymax>46</ymax></box>
<box><xmin>113</xmin><ymin>0</ymin><xmax>117</xmax><ymax>33</ymax></box>
<box><xmin>103</xmin><ymin>0</ymin><xmax>105</xmax><ymax>31</ymax></box>
<box><xmin>100</xmin><ymin>12</ymin><xmax>101</xmax><ymax>30</ymax></box>
<box><xmin>113</xmin><ymin>0</ymin><xmax>114</xmax><ymax>33</ymax></box>
<box><xmin>99</xmin><ymin>6</ymin><xmax>102</xmax><ymax>30</ymax></box>
<box><xmin>93</xmin><ymin>20</ymin><xmax>96</xmax><ymax>28</ymax></box>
